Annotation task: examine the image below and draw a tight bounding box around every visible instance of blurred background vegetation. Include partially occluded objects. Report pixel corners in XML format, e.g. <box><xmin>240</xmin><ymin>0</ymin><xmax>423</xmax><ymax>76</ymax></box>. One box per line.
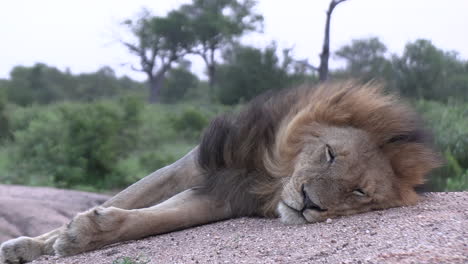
<box><xmin>0</xmin><ymin>0</ymin><xmax>466</xmax><ymax>192</ymax></box>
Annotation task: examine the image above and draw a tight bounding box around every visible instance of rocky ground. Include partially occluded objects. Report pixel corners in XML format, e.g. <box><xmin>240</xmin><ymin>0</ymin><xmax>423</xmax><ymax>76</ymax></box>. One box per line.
<box><xmin>0</xmin><ymin>184</ymin><xmax>109</xmax><ymax>243</ymax></box>
<box><xmin>1</xmin><ymin>185</ymin><xmax>466</xmax><ymax>264</ymax></box>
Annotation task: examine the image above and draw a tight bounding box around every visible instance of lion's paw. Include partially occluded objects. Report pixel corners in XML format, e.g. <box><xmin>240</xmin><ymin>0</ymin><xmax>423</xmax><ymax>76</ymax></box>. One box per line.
<box><xmin>0</xmin><ymin>236</ymin><xmax>43</xmax><ymax>264</ymax></box>
<box><xmin>53</xmin><ymin>206</ymin><xmax>125</xmax><ymax>257</ymax></box>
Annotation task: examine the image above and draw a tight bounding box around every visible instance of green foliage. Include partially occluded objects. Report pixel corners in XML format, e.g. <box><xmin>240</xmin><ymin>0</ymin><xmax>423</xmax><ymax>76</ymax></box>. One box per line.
<box><xmin>335</xmin><ymin>37</ymin><xmax>468</xmax><ymax>102</ymax></box>
<box><xmin>10</xmin><ymin>98</ymin><xmax>144</xmax><ymax>189</ymax></box>
<box><xmin>217</xmin><ymin>44</ymin><xmax>297</xmax><ymax>105</ymax></box>
<box><xmin>180</xmin><ymin>0</ymin><xmax>264</xmax><ymax>87</ymax></box>
<box><xmin>113</xmin><ymin>256</ymin><xmax>149</xmax><ymax>264</ymax></box>
<box><xmin>160</xmin><ymin>61</ymin><xmax>199</xmax><ymax>103</ymax></box>
<box><xmin>393</xmin><ymin>39</ymin><xmax>468</xmax><ymax>101</ymax></box>
<box><xmin>335</xmin><ymin>37</ymin><xmax>393</xmax><ymax>83</ymax></box>
<box><xmin>415</xmin><ymin>100</ymin><xmax>468</xmax><ymax>191</ymax></box>
<box><xmin>182</xmin><ymin>0</ymin><xmax>263</xmax><ymax>42</ymax></box>
<box><xmin>169</xmin><ymin>107</ymin><xmax>209</xmax><ymax>140</ymax></box>
<box><xmin>71</xmin><ymin>67</ymin><xmax>140</xmax><ymax>101</ymax></box>
<box><xmin>123</xmin><ymin>9</ymin><xmax>195</xmax><ymax>102</ymax></box>
<box><xmin>6</xmin><ymin>64</ymin><xmax>67</xmax><ymax>105</ymax></box>
<box><xmin>0</xmin><ymin>88</ymin><xmax>10</xmax><ymax>140</ymax></box>
<box><xmin>124</xmin><ymin>10</ymin><xmax>194</xmax><ymax>59</ymax></box>
<box><xmin>3</xmin><ymin>64</ymin><xmax>144</xmax><ymax>106</ymax></box>
<box><xmin>0</xmin><ymin>99</ymin><xmax>220</xmax><ymax>190</ymax></box>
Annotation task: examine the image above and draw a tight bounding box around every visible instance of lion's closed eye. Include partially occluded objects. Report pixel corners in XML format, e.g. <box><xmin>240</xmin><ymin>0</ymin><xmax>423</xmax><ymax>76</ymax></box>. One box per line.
<box><xmin>352</xmin><ymin>189</ymin><xmax>366</xmax><ymax>196</ymax></box>
<box><xmin>325</xmin><ymin>144</ymin><xmax>335</xmax><ymax>163</ymax></box>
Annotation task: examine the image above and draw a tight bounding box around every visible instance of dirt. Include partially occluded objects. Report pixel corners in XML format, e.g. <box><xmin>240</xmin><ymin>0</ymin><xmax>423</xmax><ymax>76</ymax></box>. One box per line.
<box><xmin>1</xmin><ymin>185</ymin><xmax>466</xmax><ymax>263</ymax></box>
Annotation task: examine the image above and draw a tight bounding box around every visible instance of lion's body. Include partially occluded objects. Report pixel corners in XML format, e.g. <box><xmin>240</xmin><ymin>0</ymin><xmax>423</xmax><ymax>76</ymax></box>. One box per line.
<box><xmin>0</xmin><ymin>82</ymin><xmax>440</xmax><ymax>263</ymax></box>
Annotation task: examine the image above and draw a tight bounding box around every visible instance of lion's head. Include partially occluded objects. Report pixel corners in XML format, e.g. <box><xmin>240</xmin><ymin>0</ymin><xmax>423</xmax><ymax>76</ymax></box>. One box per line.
<box><xmin>265</xmin><ymin>82</ymin><xmax>441</xmax><ymax>224</ymax></box>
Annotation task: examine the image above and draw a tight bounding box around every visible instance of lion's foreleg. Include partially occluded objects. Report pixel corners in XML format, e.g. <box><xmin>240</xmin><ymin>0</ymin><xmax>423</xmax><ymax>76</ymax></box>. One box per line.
<box><xmin>0</xmin><ymin>227</ymin><xmax>63</xmax><ymax>263</ymax></box>
<box><xmin>53</xmin><ymin>188</ymin><xmax>231</xmax><ymax>256</ymax></box>
<box><xmin>102</xmin><ymin>147</ymin><xmax>204</xmax><ymax>210</ymax></box>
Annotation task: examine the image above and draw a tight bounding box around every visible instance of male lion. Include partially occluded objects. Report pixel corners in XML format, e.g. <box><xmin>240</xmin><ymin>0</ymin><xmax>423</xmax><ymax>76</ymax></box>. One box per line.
<box><xmin>0</xmin><ymin>82</ymin><xmax>440</xmax><ymax>263</ymax></box>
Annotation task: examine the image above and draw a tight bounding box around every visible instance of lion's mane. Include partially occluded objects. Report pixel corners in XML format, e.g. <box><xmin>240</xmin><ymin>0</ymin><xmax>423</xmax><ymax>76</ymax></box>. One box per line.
<box><xmin>197</xmin><ymin>82</ymin><xmax>440</xmax><ymax>217</ymax></box>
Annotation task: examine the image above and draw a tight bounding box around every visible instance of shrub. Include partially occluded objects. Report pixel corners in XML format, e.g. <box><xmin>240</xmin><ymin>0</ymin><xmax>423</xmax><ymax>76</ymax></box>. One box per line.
<box><xmin>217</xmin><ymin>44</ymin><xmax>294</xmax><ymax>105</ymax></box>
<box><xmin>0</xmin><ymin>89</ymin><xmax>10</xmax><ymax>140</ymax></box>
<box><xmin>11</xmin><ymin>98</ymin><xmax>144</xmax><ymax>189</ymax></box>
<box><xmin>160</xmin><ymin>66</ymin><xmax>199</xmax><ymax>103</ymax></box>
<box><xmin>169</xmin><ymin>107</ymin><xmax>208</xmax><ymax>140</ymax></box>
<box><xmin>139</xmin><ymin>151</ymin><xmax>176</xmax><ymax>172</ymax></box>
<box><xmin>416</xmin><ymin>100</ymin><xmax>468</xmax><ymax>191</ymax></box>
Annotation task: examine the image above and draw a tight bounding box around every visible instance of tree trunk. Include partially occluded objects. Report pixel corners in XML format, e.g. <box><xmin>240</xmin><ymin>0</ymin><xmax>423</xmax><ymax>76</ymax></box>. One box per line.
<box><xmin>207</xmin><ymin>64</ymin><xmax>216</xmax><ymax>101</ymax></box>
<box><xmin>206</xmin><ymin>47</ymin><xmax>217</xmax><ymax>101</ymax></box>
<box><xmin>318</xmin><ymin>0</ymin><xmax>348</xmax><ymax>82</ymax></box>
<box><xmin>207</xmin><ymin>64</ymin><xmax>216</xmax><ymax>90</ymax></box>
<box><xmin>148</xmin><ymin>74</ymin><xmax>165</xmax><ymax>104</ymax></box>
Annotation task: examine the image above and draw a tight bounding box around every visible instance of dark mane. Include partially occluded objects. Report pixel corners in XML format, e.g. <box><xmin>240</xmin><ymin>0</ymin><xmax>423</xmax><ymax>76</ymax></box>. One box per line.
<box><xmin>197</xmin><ymin>88</ymin><xmax>299</xmax><ymax>216</ymax></box>
<box><xmin>198</xmin><ymin>90</ymin><xmax>286</xmax><ymax>172</ymax></box>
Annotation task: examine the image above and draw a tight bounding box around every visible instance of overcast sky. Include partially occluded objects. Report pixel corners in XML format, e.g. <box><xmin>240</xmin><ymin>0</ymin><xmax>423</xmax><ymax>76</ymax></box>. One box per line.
<box><xmin>1</xmin><ymin>0</ymin><xmax>467</xmax><ymax>81</ymax></box>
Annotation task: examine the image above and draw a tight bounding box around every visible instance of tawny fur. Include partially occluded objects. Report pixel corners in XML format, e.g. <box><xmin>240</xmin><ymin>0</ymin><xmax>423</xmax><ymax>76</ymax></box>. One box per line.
<box><xmin>268</xmin><ymin>82</ymin><xmax>441</xmax><ymax>205</ymax></box>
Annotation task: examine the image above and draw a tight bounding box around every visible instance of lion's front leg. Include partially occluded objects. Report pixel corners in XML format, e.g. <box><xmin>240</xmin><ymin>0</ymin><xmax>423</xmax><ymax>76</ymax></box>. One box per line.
<box><xmin>51</xmin><ymin>206</ymin><xmax>128</xmax><ymax>256</ymax></box>
<box><xmin>53</xmin><ymin>189</ymin><xmax>232</xmax><ymax>257</ymax></box>
<box><xmin>0</xmin><ymin>227</ymin><xmax>63</xmax><ymax>264</ymax></box>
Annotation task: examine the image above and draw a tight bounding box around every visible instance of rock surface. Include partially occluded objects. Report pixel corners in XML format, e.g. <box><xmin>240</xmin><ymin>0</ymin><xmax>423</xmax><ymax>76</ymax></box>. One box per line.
<box><xmin>0</xmin><ymin>185</ymin><xmax>466</xmax><ymax>264</ymax></box>
<box><xmin>0</xmin><ymin>184</ymin><xmax>109</xmax><ymax>243</ymax></box>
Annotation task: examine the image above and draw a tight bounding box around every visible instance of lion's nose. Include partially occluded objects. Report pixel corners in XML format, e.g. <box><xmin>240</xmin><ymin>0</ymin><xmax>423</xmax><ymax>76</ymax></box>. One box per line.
<box><xmin>302</xmin><ymin>186</ymin><xmax>327</xmax><ymax>212</ymax></box>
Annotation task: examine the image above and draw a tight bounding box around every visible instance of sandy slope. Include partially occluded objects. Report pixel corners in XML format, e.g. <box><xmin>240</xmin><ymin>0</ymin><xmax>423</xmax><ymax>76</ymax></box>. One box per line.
<box><xmin>17</xmin><ymin>191</ymin><xmax>466</xmax><ymax>264</ymax></box>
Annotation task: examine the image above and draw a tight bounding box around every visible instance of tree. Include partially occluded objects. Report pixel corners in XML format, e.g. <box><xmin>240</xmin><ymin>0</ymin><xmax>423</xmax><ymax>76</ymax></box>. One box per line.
<box><xmin>393</xmin><ymin>39</ymin><xmax>468</xmax><ymax>100</ymax></box>
<box><xmin>6</xmin><ymin>63</ymin><xmax>69</xmax><ymax>105</ymax></box>
<box><xmin>217</xmin><ymin>43</ymin><xmax>296</xmax><ymax>105</ymax></box>
<box><xmin>317</xmin><ymin>0</ymin><xmax>349</xmax><ymax>81</ymax></box>
<box><xmin>335</xmin><ymin>37</ymin><xmax>393</xmax><ymax>82</ymax></box>
<box><xmin>180</xmin><ymin>0</ymin><xmax>263</xmax><ymax>90</ymax></box>
<box><xmin>73</xmin><ymin>67</ymin><xmax>121</xmax><ymax>101</ymax></box>
<box><xmin>4</xmin><ymin>64</ymin><xmax>144</xmax><ymax>105</ymax></box>
<box><xmin>122</xmin><ymin>10</ymin><xmax>194</xmax><ymax>103</ymax></box>
<box><xmin>299</xmin><ymin>0</ymin><xmax>348</xmax><ymax>81</ymax></box>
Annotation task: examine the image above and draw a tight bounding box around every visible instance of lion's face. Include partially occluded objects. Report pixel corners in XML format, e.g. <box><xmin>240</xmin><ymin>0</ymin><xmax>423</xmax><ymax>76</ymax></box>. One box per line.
<box><xmin>278</xmin><ymin>125</ymin><xmax>406</xmax><ymax>224</ymax></box>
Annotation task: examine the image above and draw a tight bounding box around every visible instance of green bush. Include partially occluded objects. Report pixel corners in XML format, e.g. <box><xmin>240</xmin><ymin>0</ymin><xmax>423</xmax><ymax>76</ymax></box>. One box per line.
<box><xmin>160</xmin><ymin>66</ymin><xmax>199</xmax><ymax>103</ymax></box>
<box><xmin>416</xmin><ymin>100</ymin><xmax>468</xmax><ymax>191</ymax></box>
<box><xmin>217</xmin><ymin>44</ymin><xmax>296</xmax><ymax>105</ymax></box>
<box><xmin>0</xmin><ymin>89</ymin><xmax>10</xmax><ymax>140</ymax></box>
<box><xmin>10</xmin><ymin>97</ymin><xmax>144</xmax><ymax>189</ymax></box>
<box><xmin>169</xmin><ymin>107</ymin><xmax>209</xmax><ymax>140</ymax></box>
<box><xmin>1</xmin><ymin>100</ymin><xmax>215</xmax><ymax>190</ymax></box>
<box><xmin>139</xmin><ymin>151</ymin><xmax>176</xmax><ymax>172</ymax></box>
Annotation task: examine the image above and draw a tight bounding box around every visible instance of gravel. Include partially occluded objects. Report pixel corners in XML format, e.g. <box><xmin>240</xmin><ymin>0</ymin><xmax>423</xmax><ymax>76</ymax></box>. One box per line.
<box><xmin>29</xmin><ymin>192</ymin><xmax>467</xmax><ymax>264</ymax></box>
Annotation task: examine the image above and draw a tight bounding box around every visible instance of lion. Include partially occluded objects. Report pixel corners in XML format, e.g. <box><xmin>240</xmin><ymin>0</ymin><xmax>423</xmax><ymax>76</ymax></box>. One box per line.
<box><xmin>0</xmin><ymin>81</ymin><xmax>440</xmax><ymax>263</ymax></box>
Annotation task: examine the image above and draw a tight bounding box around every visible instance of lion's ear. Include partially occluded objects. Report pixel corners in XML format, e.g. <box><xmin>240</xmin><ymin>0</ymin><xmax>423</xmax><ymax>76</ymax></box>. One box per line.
<box><xmin>387</xmin><ymin>128</ymin><xmax>429</xmax><ymax>144</ymax></box>
<box><xmin>384</xmin><ymin>141</ymin><xmax>442</xmax><ymax>200</ymax></box>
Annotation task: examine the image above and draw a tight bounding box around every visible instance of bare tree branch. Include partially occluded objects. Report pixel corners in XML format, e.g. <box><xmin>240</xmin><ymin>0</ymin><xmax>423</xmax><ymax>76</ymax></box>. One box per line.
<box><xmin>297</xmin><ymin>60</ymin><xmax>319</xmax><ymax>71</ymax></box>
<box><xmin>130</xmin><ymin>65</ymin><xmax>145</xmax><ymax>73</ymax></box>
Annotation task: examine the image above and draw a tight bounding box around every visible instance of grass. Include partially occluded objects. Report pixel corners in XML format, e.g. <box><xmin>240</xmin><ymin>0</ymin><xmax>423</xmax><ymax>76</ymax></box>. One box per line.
<box><xmin>112</xmin><ymin>256</ymin><xmax>149</xmax><ymax>264</ymax></box>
